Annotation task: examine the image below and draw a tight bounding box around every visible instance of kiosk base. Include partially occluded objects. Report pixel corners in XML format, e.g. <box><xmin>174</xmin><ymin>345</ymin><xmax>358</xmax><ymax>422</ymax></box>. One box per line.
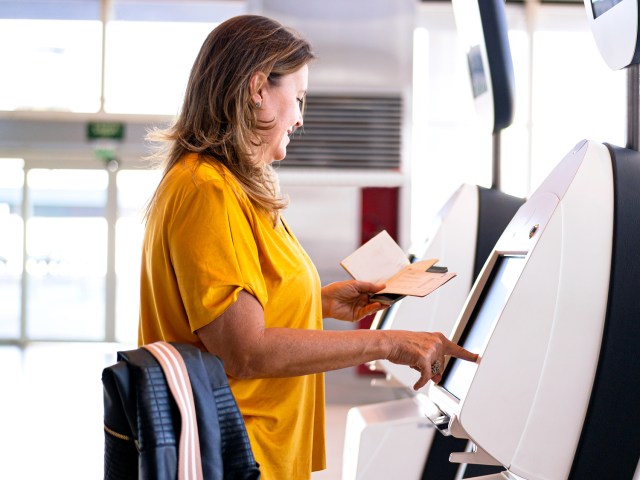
<box><xmin>342</xmin><ymin>397</ymin><xmax>435</xmax><ymax>480</ymax></box>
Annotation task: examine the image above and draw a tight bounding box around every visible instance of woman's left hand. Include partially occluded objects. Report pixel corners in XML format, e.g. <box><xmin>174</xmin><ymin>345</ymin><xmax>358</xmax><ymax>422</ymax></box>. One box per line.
<box><xmin>321</xmin><ymin>280</ymin><xmax>387</xmax><ymax>322</ymax></box>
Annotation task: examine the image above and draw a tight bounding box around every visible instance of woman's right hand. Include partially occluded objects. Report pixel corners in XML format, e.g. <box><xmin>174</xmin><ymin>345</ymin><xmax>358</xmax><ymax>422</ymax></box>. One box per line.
<box><xmin>384</xmin><ymin>330</ymin><xmax>478</xmax><ymax>391</ymax></box>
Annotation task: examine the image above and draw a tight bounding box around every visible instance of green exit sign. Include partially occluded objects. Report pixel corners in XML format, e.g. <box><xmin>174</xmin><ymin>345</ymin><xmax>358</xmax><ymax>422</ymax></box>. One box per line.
<box><xmin>87</xmin><ymin>122</ymin><xmax>125</xmax><ymax>141</ymax></box>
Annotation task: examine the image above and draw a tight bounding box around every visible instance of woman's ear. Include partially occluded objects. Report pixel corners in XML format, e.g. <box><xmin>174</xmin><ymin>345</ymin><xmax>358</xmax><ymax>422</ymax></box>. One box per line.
<box><xmin>249</xmin><ymin>71</ymin><xmax>268</xmax><ymax>106</ymax></box>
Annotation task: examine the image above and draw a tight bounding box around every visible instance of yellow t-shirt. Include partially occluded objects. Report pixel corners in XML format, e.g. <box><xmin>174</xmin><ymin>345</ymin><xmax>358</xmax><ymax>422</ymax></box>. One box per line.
<box><xmin>139</xmin><ymin>153</ymin><xmax>326</xmax><ymax>479</ymax></box>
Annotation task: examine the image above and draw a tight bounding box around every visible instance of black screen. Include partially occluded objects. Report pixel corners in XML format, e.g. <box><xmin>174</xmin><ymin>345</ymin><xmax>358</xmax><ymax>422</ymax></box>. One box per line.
<box><xmin>467</xmin><ymin>44</ymin><xmax>488</xmax><ymax>98</ymax></box>
<box><xmin>591</xmin><ymin>0</ymin><xmax>623</xmax><ymax>18</ymax></box>
<box><xmin>442</xmin><ymin>255</ymin><xmax>525</xmax><ymax>400</ymax></box>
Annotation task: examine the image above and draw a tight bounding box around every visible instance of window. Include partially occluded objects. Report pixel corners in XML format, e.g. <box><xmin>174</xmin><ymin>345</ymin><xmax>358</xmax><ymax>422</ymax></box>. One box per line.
<box><xmin>412</xmin><ymin>3</ymin><xmax>625</xmax><ymax>249</ymax></box>
<box><xmin>531</xmin><ymin>20</ymin><xmax>625</xmax><ymax>189</ymax></box>
<box><xmin>115</xmin><ymin>169</ymin><xmax>162</xmax><ymax>342</ymax></box>
<box><xmin>0</xmin><ymin>159</ymin><xmax>24</xmax><ymax>338</ymax></box>
<box><xmin>0</xmin><ymin>19</ymin><xmax>102</xmax><ymax>112</ymax></box>
<box><xmin>25</xmin><ymin>169</ymin><xmax>108</xmax><ymax>340</ymax></box>
<box><xmin>0</xmin><ymin>0</ymin><xmax>246</xmax><ymax>114</ymax></box>
<box><xmin>104</xmin><ymin>21</ymin><xmax>216</xmax><ymax>115</ymax></box>
<box><xmin>104</xmin><ymin>0</ymin><xmax>247</xmax><ymax>115</ymax></box>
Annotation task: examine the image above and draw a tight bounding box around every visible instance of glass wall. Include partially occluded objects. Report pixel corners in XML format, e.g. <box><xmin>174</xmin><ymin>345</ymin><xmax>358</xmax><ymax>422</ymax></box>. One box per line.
<box><xmin>0</xmin><ymin>161</ymin><xmax>164</xmax><ymax>344</ymax></box>
<box><xmin>530</xmin><ymin>9</ymin><xmax>625</xmax><ymax>190</ymax></box>
<box><xmin>0</xmin><ymin>16</ymin><xmax>102</xmax><ymax>112</ymax></box>
<box><xmin>103</xmin><ymin>0</ymin><xmax>245</xmax><ymax>115</ymax></box>
<box><xmin>0</xmin><ymin>0</ymin><xmax>245</xmax><ymax>115</ymax></box>
<box><xmin>25</xmin><ymin>169</ymin><xmax>108</xmax><ymax>340</ymax></box>
<box><xmin>0</xmin><ymin>0</ymin><xmax>245</xmax><ymax>343</ymax></box>
<box><xmin>104</xmin><ymin>21</ymin><xmax>214</xmax><ymax>115</ymax></box>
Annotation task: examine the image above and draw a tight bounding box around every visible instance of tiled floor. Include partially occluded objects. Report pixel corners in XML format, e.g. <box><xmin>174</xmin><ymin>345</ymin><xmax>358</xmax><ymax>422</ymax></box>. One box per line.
<box><xmin>0</xmin><ymin>342</ymin><xmax>401</xmax><ymax>480</ymax></box>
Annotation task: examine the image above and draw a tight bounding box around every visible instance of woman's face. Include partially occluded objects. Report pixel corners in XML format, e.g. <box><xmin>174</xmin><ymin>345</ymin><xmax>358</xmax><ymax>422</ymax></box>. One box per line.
<box><xmin>254</xmin><ymin>64</ymin><xmax>308</xmax><ymax>165</ymax></box>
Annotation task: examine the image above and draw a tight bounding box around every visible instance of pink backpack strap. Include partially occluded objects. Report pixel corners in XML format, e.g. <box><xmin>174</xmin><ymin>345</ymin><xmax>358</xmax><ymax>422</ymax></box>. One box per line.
<box><xmin>143</xmin><ymin>341</ymin><xmax>203</xmax><ymax>480</ymax></box>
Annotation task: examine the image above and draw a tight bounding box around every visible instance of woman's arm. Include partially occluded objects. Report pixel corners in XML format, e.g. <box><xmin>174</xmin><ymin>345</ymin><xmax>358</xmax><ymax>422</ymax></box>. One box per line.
<box><xmin>196</xmin><ymin>290</ymin><xmax>477</xmax><ymax>390</ymax></box>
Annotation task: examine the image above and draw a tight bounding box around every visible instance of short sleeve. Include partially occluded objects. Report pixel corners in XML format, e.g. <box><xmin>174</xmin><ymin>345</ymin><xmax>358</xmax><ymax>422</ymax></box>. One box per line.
<box><xmin>168</xmin><ymin>175</ymin><xmax>268</xmax><ymax>332</ymax></box>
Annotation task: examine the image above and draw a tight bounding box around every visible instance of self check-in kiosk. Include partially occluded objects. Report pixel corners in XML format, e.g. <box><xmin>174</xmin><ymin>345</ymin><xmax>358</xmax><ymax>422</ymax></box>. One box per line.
<box><xmin>418</xmin><ymin>0</ymin><xmax>640</xmax><ymax>478</ymax></box>
<box><xmin>424</xmin><ymin>139</ymin><xmax>640</xmax><ymax>479</ymax></box>
<box><xmin>342</xmin><ymin>2</ymin><xmax>524</xmax><ymax>479</ymax></box>
<box><xmin>366</xmin><ymin>0</ymin><xmax>521</xmax><ymax>391</ymax></box>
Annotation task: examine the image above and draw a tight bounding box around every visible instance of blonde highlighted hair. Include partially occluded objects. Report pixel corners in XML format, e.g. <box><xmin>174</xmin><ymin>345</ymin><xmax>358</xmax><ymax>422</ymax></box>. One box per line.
<box><xmin>146</xmin><ymin>15</ymin><xmax>315</xmax><ymax>224</ymax></box>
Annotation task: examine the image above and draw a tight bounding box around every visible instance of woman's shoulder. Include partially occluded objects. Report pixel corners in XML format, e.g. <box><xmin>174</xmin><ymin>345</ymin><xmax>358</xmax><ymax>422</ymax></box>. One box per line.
<box><xmin>173</xmin><ymin>154</ymin><xmax>254</xmax><ymax>208</ymax></box>
<box><xmin>166</xmin><ymin>154</ymin><xmax>237</xmax><ymax>191</ymax></box>
<box><xmin>171</xmin><ymin>153</ymin><xmax>220</xmax><ymax>181</ymax></box>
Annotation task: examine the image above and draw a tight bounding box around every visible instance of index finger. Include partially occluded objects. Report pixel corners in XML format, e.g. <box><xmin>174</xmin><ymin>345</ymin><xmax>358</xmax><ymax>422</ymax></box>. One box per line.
<box><xmin>443</xmin><ymin>338</ymin><xmax>479</xmax><ymax>363</ymax></box>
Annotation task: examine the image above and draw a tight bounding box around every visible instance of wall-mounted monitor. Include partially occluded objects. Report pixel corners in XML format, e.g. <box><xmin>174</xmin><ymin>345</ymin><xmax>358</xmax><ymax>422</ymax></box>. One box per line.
<box><xmin>452</xmin><ymin>0</ymin><xmax>515</xmax><ymax>133</ymax></box>
<box><xmin>584</xmin><ymin>0</ymin><xmax>640</xmax><ymax>70</ymax></box>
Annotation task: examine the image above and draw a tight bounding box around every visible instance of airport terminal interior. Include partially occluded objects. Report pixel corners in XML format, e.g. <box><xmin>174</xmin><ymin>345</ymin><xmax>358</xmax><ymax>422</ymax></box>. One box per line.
<box><xmin>1</xmin><ymin>0</ymin><xmax>639</xmax><ymax>479</ymax></box>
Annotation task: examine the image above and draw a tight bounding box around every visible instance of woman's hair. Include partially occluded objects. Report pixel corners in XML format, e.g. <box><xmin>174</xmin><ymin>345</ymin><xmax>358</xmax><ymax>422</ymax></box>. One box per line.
<box><xmin>146</xmin><ymin>15</ymin><xmax>315</xmax><ymax>223</ymax></box>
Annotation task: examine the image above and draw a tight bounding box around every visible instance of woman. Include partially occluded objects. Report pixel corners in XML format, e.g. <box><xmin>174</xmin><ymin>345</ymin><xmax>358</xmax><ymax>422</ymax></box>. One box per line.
<box><xmin>139</xmin><ymin>14</ymin><xmax>477</xmax><ymax>479</ymax></box>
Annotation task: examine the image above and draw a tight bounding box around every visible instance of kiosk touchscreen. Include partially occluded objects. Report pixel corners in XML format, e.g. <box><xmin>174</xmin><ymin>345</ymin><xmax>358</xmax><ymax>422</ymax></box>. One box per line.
<box><xmin>440</xmin><ymin>254</ymin><xmax>525</xmax><ymax>402</ymax></box>
<box><xmin>370</xmin><ymin>183</ymin><xmax>518</xmax><ymax>368</ymax></box>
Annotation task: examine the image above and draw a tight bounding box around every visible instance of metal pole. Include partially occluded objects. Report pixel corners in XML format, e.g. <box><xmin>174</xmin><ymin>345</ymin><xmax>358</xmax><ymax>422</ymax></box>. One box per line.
<box><xmin>20</xmin><ymin>166</ymin><xmax>29</xmax><ymax>347</ymax></box>
<box><xmin>627</xmin><ymin>63</ymin><xmax>640</xmax><ymax>151</ymax></box>
<box><xmin>492</xmin><ymin>130</ymin><xmax>501</xmax><ymax>190</ymax></box>
<box><xmin>105</xmin><ymin>165</ymin><xmax>118</xmax><ymax>343</ymax></box>
<box><xmin>99</xmin><ymin>0</ymin><xmax>111</xmax><ymax>114</ymax></box>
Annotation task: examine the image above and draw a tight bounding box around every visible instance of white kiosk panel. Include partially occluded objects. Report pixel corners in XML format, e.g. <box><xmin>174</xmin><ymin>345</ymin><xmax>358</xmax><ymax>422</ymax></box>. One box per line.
<box><xmin>584</xmin><ymin>0</ymin><xmax>639</xmax><ymax>70</ymax></box>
